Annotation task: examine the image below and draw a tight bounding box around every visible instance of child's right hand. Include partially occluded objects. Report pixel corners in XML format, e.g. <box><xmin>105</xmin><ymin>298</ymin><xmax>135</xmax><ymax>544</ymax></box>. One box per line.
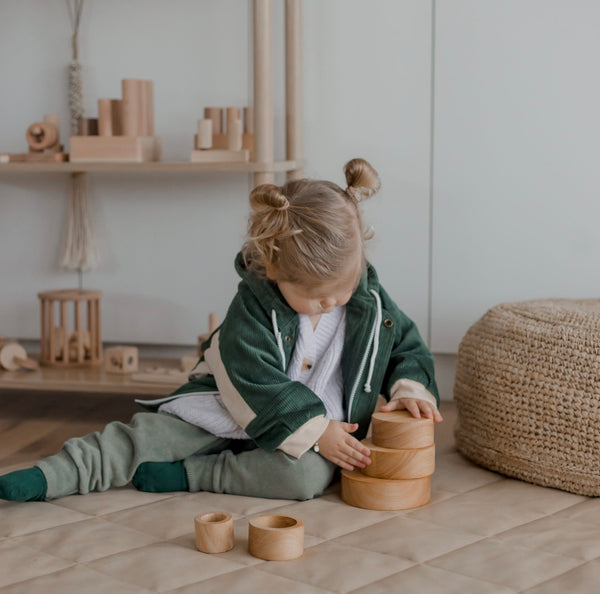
<box><xmin>316</xmin><ymin>420</ymin><xmax>371</xmax><ymax>471</ymax></box>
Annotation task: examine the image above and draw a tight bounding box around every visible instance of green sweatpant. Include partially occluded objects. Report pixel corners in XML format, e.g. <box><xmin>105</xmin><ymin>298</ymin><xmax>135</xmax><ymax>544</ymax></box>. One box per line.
<box><xmin>35</xmin><ymin>412</ymin><xmax>336</xmax><ymax>501</ymax></box>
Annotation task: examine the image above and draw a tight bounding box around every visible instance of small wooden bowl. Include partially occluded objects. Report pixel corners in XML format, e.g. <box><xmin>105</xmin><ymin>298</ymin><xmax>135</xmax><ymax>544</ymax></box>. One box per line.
<box><xmin>361</xmin><ymin>439</ymin><xmax>435</xmax><ymax>479</ymax></box>
<box><xmin>194</xmin><ymin>511</ymin><xmax>234</xmax><ymax>553</ymax></box>
<box><xmin>248</xmin><ymin>514</ymin><xmax>304</xmax><ymax>561</ymax></box>
<box><xmin>341</xmin><ymin>469</ymin><xmax>431</xmax><ymax>511</ymax></box>
<box><xmin>371</xmin><ymin>410</ymin><xmax>434</xmax><ymax>449</ymax></box>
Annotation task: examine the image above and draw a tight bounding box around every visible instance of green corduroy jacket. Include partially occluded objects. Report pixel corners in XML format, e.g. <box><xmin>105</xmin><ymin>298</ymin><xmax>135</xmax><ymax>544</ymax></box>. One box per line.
<box><xmin>141</xmin><ymin>253</ymin><xmax>439</xmax><ymax>458</ymax></box>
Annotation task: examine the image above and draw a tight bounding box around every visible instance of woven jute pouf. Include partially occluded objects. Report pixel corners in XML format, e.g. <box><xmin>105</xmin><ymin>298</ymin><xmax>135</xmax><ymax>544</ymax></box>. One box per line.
<box><xmin>454</xmin><ymin>299</ymin><xmax>600</xmax><ymax>496</ymax></box>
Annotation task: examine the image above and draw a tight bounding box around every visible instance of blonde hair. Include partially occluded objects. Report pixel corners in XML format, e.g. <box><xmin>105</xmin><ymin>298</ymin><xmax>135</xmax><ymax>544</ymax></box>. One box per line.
<box><xmin>242</xmin><ymin>158</ymin><xmax>381</xmax><ymax>286</ymax></box>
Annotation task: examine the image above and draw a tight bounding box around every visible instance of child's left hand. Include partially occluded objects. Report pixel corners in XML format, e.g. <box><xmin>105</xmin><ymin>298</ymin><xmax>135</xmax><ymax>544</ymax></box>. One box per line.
<box><xmin>380</xmin><ymin>398</ymin><xmax>443</xmax><ymax>422</ymax></box>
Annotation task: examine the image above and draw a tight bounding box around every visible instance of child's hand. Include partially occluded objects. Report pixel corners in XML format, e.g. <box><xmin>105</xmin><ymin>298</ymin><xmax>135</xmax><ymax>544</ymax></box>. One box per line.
<box><xmin>316</xmin><ymin>420</ymin><xmax>371</xmax><ymax>471</ymax></box>
<box><xmin>380</xmin><ymin>398</ymin><xmax>443</xmax><ymax>422</ymax></box>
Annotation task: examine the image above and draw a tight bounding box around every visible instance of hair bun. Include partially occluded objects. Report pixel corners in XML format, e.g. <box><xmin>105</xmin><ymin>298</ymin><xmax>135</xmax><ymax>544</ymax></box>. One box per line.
<box><xmin>249</xmin><ymin>184</ymin><xmax>289</xmax><ymax>212</ymax></box>
<box><xmin>344</xmin><ymin>158</ymin><xmax>381</xmax><ymax>202</ymax></box>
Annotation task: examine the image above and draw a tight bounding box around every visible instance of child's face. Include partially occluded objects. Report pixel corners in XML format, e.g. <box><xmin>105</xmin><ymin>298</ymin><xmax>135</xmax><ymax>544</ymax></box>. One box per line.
<box><xmin>275</xmin><ymin>275</ymin><xmax>357</xmax><ymax>316</ymax></box>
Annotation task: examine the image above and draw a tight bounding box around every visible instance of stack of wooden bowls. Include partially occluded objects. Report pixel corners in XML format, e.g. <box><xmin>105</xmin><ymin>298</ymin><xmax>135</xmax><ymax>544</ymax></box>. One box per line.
<box><xmin>341</xmin><ymin>410</ymin><xmax>435</xmax><ymax>510</ymax></box>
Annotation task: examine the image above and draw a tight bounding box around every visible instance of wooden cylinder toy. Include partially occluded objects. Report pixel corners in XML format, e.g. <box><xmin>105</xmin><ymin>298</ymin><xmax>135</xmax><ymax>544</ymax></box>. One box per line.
<box><xmin>38</xmin><ymin>289</ymin><xmax>102</xmax><ymax>367</ymax></box>
<box><xmin>361</xmin><ymin>439</ymin><xmax>435</xmax><ymax>480</ymax></box>
<box><xmin>248</xmin><ymin>514</ymin><xmax>304</xmax><ymax>561</ymax></box>
<box><xmin>110</xmin><ymin>100</ymin><xmax>123</xmax><ymax>135</ymax></box>
<box><xmin>122</xmin><ymin>79</ymin><xmax>141</xmax><ymax>136</ymax></box>
<box><xmin>209</xmin><ymin>313</ymin><xmax>219</xmax><ymax>333</ymax></box>
<box><xmin>225</xmin><ymin>107</ymin><xmax>240</xmax><ymax>132</ymax></box>
<box><xmin>194</xmin><ymin>511</ymin><xmax>234</xmax><ymax>554</ymax></box>
<box><xmin>371</xmin><ymin>410</ymin><xmax>434</xmax><ymax>449</ymax></box>
<box><xmin>144</xmin><ymin>80</ymin><xmax>154</xmax><ymax>136</ymax></box>
<box><xmin>341</xmin><ymin>470</ymin><xmax>431</xmax><ymax>511</ymax></box>
<box><xmin>26</xmin><ymin>122</ymin><xmax>58</xmax><ymax>151</ymax></box>
<box><xmin>196</xmin><ymin>119</ymin><xmax>213</xmax><ymax>149</ymax></box>
<box><xmin>227</xmin><ymin>119</ymin><xmax>243</xmax><ymax>151</ymax></box>
<box><xmin>243</xmin><ymin>106</ymin><xmax>254</xmax><ymax>134</ymax></box>
<box><xmin>98</xmin><ymin>99</ymin><xmax>113</xmax><ymax>136</ymax></box>
<box><xmin>204</xmin><ymin>107</ymin><xmax>222</xmax><ymax>134</ymax></box>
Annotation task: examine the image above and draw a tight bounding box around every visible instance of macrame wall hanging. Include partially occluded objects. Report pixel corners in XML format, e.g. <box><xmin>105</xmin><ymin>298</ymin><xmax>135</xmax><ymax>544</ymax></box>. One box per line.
<box><xmin>61</xmin><ymin>0</ymin><xmax>100</xmax><ymax>274</ymax></box>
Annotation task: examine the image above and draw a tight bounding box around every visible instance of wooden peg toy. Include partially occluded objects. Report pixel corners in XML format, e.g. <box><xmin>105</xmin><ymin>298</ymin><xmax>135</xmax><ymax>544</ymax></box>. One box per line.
<box><xmin>194</xmin><ymin>511</ymin><xmax>234</xmax><ymax>554</ymax></box>
<box><xmin>204</xmin><ymin>107</ymin><xmax>223</xmax><ymax>134</ymax></box>
<box><xmin>227</xmin><ymin>119</ymin><xmax>243</xmax><ymax>151</ymax></box>
<box><xmin>195</xmin><ymin>119</ymin><xmax>213</xmax><ymax>149</ymax></box>
<box><xmin>248</xmin><ymin>514</ymin><xmax>304</xmax><ymax>561</ymax></box>
<box><xmin>370</xmin><ymin>410</ymin><xmax>434</xmax><ymax>449</ymax></box>
<box><xmin>104</xmin><ymin>346</ymin><xmax>139</xmax><ymax>374</ymax></box>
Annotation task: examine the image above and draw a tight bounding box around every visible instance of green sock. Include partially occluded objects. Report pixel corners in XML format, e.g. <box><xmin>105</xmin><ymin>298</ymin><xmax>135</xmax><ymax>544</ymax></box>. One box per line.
<box><xmin>0</xmin><ymin>467</ymin><xmax>47</xmax><ymax>501</ymax></box>
<box><xmin>132</xmin><ymin>461</ymin><xmax>189</xmax><ymax>493</ymax></box>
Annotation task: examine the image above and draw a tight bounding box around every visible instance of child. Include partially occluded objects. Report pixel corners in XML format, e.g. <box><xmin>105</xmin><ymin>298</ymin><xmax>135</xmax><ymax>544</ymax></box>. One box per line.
<box><xmin>0</xmin><ymin>158</ymin><xmax>441</xmax><ymax>503</ymax></box>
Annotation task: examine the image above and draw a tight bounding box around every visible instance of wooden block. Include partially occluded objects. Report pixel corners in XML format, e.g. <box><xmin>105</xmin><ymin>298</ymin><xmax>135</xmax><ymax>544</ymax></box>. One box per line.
<box><xmin>195</xmin><ymin>119</ymin><xmax>213</xmax><ymax>149</ymax></box>
<box><xmin>370</xmin><ymin>410</ymin><xmax>434</xmax><ymax>449</ymax></box>
<box><xmin>98</xmin><ymin>99</ymin><xmax>113</xmax><ymax>136</ymax></box>
<box><xmin>194</xmin><ymin>511</ymin><xmax>234</xmax><ymax>554</ymax></box>
<box><xmin>210</xmin><ymin>133</ymin><xmax>254</xmax><ymax>158</ymax></box>
<box><xmin>243</xmin><ymin>106</ymin><xmax>254</xmax><ymax>134</ymax></box>
<box><xmin>341</xmin><ymin>470</ymin><xmax>431</xmax><ymax>511</ymax></box>
<box><xmin>69</xmin><ymin>136</ymin><xmax>161</xmax><ymax>162</ymax></box>
<box><xmin>248</xmin><ymin>514</ymin><xmax>304</xmax><ymax>561</ymax></box>
<box><xmin>227</xmin><ymin>119</ymin><xmax>243</xmax><ymax>151</ymax></box>
<box><xmin>361</xmin><ymin>439</ymin><xmax>435</xmax><ymax>479</ymax></box>
<box><xmin>190</xmin><ymin>149</ymin><xmax>249</xmax><ymax>163</ymax></box>
<box><xmin>7</xmin><ymin>152</ymin><xmax>67</xmax><ymax>162</ymax></box>
<box><xmin>204</xmin><ymin>107</ymin><xmax>223</xmax><ymax>134</ymax></box>
<box><xmin>225</xmin><ymin>107</ymin><xmax>240</xmax><ymax>132</ymax></box>
<box><xmin>111</xmin><ymin>100</ymin><xmax>123</xmax><ymax>135</ymax></box>
<box><xmin>78</xmin><ymin>118</ymin><xmax>98</xmax><ymax>136</ymax></box>
<box><xmin>122</xmin><ymin>79</ymin><xmax>141</xmax><ymax>136</ymax></box>
<box><xmin>105</xmin><ymin>346</ymin><xmax>139</xmax><ymax>374</ymax></box>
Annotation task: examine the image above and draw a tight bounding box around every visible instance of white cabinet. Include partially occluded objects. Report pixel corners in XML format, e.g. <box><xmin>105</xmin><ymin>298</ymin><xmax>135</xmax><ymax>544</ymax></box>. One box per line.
<box><xmin>431</xmin><ymin>0</ymin><xmax>600</xmax><ymax>352</ymax></box>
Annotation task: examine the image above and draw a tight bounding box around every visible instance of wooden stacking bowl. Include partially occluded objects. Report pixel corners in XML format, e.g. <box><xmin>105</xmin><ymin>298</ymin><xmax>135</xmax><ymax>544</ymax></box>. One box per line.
<box><xmin>371</xmin><ymin>410</ymin><xmax>434</xmax><ymax>449</ymax></box>
<box><xmin>341</xmin><ymin>469</ymin><xmax>431</xmax><ymax>511</ymax></box>
<box><xmin>361</xmin><ymin>439</ymin><xmax>435</xmax><ymax>479</ymax></box>
<box><xmin>248</xmin><ymin>514</ymin><xmax>304</xmax><ymax>561</ymax></box>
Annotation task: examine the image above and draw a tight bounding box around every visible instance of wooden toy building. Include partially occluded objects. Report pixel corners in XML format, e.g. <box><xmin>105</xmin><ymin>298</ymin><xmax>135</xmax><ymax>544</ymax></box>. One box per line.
<box><xmin>70</xmin><ymin>78</ymin><xmax>161</xmax><ymax>162</ymax></box>
<box><xmin>341</xmin><ymin>410</ymin><xmax>435</xmax><ymax>510</ymax></box>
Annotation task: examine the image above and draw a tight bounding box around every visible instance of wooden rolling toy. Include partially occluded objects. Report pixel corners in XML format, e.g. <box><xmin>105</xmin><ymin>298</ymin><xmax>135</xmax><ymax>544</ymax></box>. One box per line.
<box><xmin>0</xmin><ymin>338</ymin><xmax>38</xmax><ymax>371</ymax></box>
<box><xmin>38</xmin><ymin>289</ymin><xmax>102</xmax><ymax>366</ymax></box>
<box><xmin>341</xmin><ymin>410</ymin><xmax>435</xmax><ymax>511</ymax></box>
<box><xmin>70</xmin><ymin>78</ymin><xmax>161</xmax><ymax>162</ymax></box>
<box><xmin>2</xmin><ymin>115</ymin><xmax>68</xmax><ymax>162</ymax></box>
<box><xmin>194</xmin><ymin>511</ymin><xmax>234</xmax><ymax>554</ymax></box>
<box><xmin>248</xmin><ymin>514</ymin><xmax>304</xmax><ymax>561</ymax></box>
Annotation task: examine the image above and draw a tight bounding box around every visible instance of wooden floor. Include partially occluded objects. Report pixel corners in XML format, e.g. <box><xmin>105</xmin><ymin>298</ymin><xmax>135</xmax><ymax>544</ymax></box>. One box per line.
<box><xmin>0</xmin><ymin>390</ymin><xmax>140</xmax><ymax>472</ymax></box>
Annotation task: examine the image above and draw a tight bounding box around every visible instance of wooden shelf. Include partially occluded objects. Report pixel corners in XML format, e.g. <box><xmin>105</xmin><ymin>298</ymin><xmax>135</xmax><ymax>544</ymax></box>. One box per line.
<box><xmin>0</xmin><ymin>357</ymin><xmax>186</xmax><ymax>396</ymax></box>
<box><xmin>0</xmin><ymin>159</ymin><xmax>304</xmax><ymax>174</ymax></box>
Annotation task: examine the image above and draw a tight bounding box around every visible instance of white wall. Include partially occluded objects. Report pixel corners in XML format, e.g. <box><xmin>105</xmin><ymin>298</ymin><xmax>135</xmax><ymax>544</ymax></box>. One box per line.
<box><xmin>431</xmin><ymin>0</ymin><xmax>600</xmax><ymax>352</ymax></box>
<box><xmin>0</xmin><ymin>0</ymin><xmax>433</xmax><ymax>348</ymax></box>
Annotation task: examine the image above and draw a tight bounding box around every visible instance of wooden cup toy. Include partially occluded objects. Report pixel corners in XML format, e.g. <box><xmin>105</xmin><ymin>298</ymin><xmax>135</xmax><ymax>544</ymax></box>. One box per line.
<box><xmin>248</xmin><ymin>514</ymin><xmax>304</xmax><ymax>561</ymax></box>
<box><xmin>194</xmin><ymin>511</ymin><xmax>234</xmax><ymax>554</ymax></box>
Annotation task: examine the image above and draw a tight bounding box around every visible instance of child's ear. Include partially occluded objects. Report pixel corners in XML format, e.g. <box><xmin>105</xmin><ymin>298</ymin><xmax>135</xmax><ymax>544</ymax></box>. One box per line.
<box><xmin>265</xmin><ymin>263</ymin><xmax>278</xmax><ymax>281</ymax></box>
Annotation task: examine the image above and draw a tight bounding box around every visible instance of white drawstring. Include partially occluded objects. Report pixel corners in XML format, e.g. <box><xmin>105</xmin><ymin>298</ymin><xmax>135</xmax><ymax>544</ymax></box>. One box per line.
<box><xmin>271</xmin><ymin>309</ymin><xmax>286</xmax><ymax>371</ymax></box>
<box><xmin>363</xmin><ymin>289</ymin><xmax>382</xmax><ymax>393</ymax></box>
